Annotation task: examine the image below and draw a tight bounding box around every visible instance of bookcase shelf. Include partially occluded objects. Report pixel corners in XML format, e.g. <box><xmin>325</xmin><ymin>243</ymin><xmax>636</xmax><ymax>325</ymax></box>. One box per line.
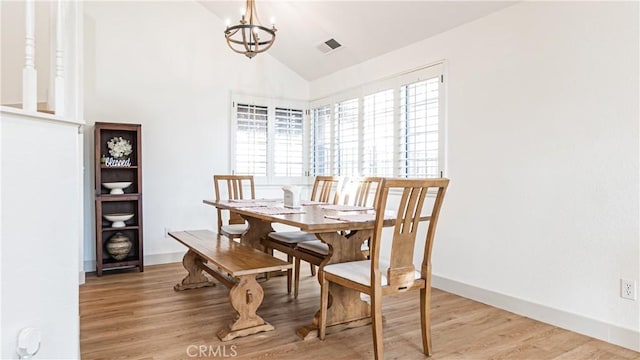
<box><xmin>94</xmin><ymin>122</ymin><xmax>144</xmax><ymax>276</ymax></box>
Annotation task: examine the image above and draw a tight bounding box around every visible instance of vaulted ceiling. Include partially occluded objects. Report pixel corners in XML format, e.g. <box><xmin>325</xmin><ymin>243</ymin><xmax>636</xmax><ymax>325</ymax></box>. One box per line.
<box><xmin>200</xmin><ymin>1</ymin><xmax>516</xmax><ymax>81</ymax></box>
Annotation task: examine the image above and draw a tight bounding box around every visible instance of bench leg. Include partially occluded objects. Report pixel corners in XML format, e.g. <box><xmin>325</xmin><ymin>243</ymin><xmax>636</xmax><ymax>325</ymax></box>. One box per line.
<box><xmin>174</xmin><ymin>250</ymin><xmax>215</xmax><ymax>291</ymax></box>
<box><xmin>217</xmin><ymin>274</ymin><xmax>274</xmax><ymax>341</ymax></box>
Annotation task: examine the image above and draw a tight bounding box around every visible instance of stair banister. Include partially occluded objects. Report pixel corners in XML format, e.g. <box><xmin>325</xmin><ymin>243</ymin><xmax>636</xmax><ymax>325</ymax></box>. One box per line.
<box><xmin>22</xmin><ymin>0</ymin><xmax>37</xmax><ymax>112</ymax></box>
<box><xmin>54</xmin><ymin>0</ymin><xmax>65</xmax><ymax>116</ymax></box>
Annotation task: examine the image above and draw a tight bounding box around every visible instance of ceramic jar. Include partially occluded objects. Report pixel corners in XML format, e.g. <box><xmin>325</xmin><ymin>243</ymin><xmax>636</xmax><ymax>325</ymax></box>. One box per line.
<box><xmin>106</xmin><ymin>232</ymin><xmax>132</xmax><ymax>261</ymax></box>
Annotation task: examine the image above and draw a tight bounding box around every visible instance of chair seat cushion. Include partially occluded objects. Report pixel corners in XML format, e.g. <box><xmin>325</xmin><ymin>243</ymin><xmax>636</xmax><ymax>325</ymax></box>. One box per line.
<box><xmin>221</xmin><ymin>224</ymin><xmax>248</xmax><ymax>235</ymax></box>
<box><xmin>297</xmin><ymin>240</ymin><xmax>369</xmax><ymax>256</ymax></box>
<box><xmin>268</xmin><ymin>231</ymin><xmax>317</xmax><ymax>244</ymax></box>
<box><xmin>323</xmin><ymin>260</ymin><xmax>420</xmax><ymax>287</ymax></box>
<box><xmin>296</xmin><ymin>240</ymin><xmax>329</xmax><ymax>255</ymax></box>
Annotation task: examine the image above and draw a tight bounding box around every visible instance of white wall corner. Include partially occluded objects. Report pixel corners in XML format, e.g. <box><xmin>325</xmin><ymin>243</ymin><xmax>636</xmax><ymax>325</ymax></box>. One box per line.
<box><xmin>0</xmin><ymin>102</ymin><xmax>4</xmax><ymax>358</ymax></box>
<box><xmin>83</xmin><ymin>259</ymin><xmax>94</xmax><ymax>273</ymax></box>
<box><xmin>432</xmin><ymin>275</ymin><xmax>640</xmax><ymax>352</ymax></box>
<box><xmin>77</xmin><ymin>130</ymin><xmax>84</xmax><ymax>286</ymax></box>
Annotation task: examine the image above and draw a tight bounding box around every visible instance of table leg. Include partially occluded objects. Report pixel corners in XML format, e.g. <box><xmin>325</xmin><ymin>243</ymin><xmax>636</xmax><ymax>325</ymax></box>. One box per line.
<box><xmin>241</xmin><ymin>216</ymin><xmax>275</xmax><ymax>251</ymax></box>
<box><xmin>174</xmin><ymin>250</ymin><xmax>216</xmax><ymax>291</ymax></box>
<box><xmin>296</xmin><ymin>230</ymin><xmax>372</xmax><ymax>339</ymax></box>
<box><xmin>217</xmin><ymin>274</ymin><xmax>275</xmax><ymax>341</ymax></box>
<box><xmin>241</xmin><ymin>216</ymin><xmax>286</xmax><ymax>280</ymax></box>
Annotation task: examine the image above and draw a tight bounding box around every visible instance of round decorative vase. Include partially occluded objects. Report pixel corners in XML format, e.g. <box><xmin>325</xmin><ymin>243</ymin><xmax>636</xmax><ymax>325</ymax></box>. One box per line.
<box><xmin>106</xmin><ymin>232</ymin><xmax>132</xmax><ymax>261</ymax></box>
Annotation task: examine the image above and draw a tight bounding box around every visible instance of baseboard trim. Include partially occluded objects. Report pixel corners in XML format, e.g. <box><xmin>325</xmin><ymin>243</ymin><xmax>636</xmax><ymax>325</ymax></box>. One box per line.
<box><xmin>432</xmin><ymin>275</ymin><xmax>640</xmax><ymax>352</ymax></box>
<box><xmin>144</xmin><ymin>252</ymin><xmax>184</xmax><ymax>266</ymax></box>
<box><xmin>83</xmin><ymin>252</ymin><xmax>184</xmax><ymax>273</ymax></box>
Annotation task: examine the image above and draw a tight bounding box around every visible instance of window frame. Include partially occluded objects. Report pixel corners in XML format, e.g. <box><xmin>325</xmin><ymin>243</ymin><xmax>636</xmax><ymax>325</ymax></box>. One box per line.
<box><xmin>230</xmin><ymin>93</ymin><xmax>309</xmax><ymax>185</ymax></box>
<box><xmin>309</xmin><ymin>61</ymin><xmax>447</xmax><ymax>179</ymax></box>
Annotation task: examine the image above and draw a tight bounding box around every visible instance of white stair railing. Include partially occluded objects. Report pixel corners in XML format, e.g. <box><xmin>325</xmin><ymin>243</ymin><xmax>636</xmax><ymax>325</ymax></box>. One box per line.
<box><xmin>54</xmin><ymin>0</ymin><xmax>65</xmax><ymax>116</ymax></box>
<box><xmin>16</xmin><ymin>0</ymin><xmax>68</xmax><ymax>116</ymax></box>
<box><xmin>22</xmin><ymin>0</ymin><xmax>37</xmax><ymax>112</ymax></box>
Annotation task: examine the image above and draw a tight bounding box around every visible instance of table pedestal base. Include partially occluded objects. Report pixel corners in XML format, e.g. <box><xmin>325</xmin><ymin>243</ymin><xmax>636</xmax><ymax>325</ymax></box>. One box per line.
<box><xmin>218</xmin><ymin>321</ymin><xmax>274</xmax><ymax>341</ymax></box>
<box><xmin>296</xmin><ymin>317</ymin><xmax>371</xmax><ymax>340</ymax></box>
<box><xmin>297</xmin><ymin>231</ymin><xmax>373</xmax><ymax>339</ymax></box>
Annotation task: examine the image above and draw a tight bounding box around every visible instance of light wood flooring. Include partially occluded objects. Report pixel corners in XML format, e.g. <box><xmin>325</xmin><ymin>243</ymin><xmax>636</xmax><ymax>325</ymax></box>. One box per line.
<box><xmin>80</xmin><ymin>263</ymin><xmax>638</xmax><ymax>360</ymax></box>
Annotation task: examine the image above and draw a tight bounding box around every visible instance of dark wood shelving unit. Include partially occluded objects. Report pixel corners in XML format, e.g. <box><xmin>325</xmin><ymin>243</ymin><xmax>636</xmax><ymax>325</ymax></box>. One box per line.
<box><xmin>94</xmin><ymin>122</ymin><xmax>143</xmax><ymax>276</ymax></box>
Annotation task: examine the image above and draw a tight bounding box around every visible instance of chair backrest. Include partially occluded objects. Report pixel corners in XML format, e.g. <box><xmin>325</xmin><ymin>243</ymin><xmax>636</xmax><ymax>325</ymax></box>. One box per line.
<box><xmin>370</xmin><ymin>178</ymin><xmax>449</xmax><ymax>291</ymax></box>
<box><xmin>340</xmin><ymin>177</ymin><xmax>382</xmax><ymax>207</ymax></box>
<box><xmin>213</xmin><ymin>175</ymin><xmax>255</xmax><ymax>230</ymax></box>
<box><xmin>309</xmin><ymin>176</ymin><xmax>343</xmax><ymax>204</ymax></box>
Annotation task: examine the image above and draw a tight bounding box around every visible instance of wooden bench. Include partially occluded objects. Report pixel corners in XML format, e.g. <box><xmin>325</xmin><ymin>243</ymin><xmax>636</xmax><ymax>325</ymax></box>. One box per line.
<box><xmin>169</xmin><ymin>230</ymin><xmax>293</xmax><ymax>341</ymax></box>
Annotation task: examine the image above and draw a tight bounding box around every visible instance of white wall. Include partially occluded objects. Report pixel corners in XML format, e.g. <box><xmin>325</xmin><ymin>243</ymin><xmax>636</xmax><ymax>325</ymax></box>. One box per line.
<box><xmin>312</xmin><ymin>1</ymin><xmax>639</xmax><ymax>351</ymax></box>
<box><xmin>1</xmin><ymin>110</ymin><xmax>82</xmax><ymax>359</ymax></box>
<box><xmin>82</xmin><ymin>1</ymin><xmax>309</xmax><ymax>269</ymax></box>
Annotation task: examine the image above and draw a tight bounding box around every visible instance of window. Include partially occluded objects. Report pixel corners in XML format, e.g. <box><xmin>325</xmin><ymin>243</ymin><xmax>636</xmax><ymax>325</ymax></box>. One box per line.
<box><xmin>363</xmin><ymin>89</ymin><xmax>395</xmax><ymax>176</ymax></box>
<box><xmin>400</xmin><ymin>78</ymin><xmax>440</xmax><ymax>177</ymax></box>
<box><xmin>310</xmin><ymin>63</ymin><xmax>445</xmax><ymax>178</ymax></box>
<box><xmin>231</xmin><ymin>95</ymin><xmax>307</xmax><ymax>182</ymax></box>
<box><xmin>334</xmin><ymin>98</ymin><xmax>359</xmax><ymax>176</ymax></box>
<box><xmin>274</xmin><ymin>107</ymin><xmax>304</xmax><ymax>176</ymax></box>
<box><xmin>235</xmin><ymin>104</ymin><xmax>268</xmax><ymax>176</ymax></box>
<box><xmin>311</xmin><ymin>105</ymin><xmax>331</xmax><ymax>175</ymax></box>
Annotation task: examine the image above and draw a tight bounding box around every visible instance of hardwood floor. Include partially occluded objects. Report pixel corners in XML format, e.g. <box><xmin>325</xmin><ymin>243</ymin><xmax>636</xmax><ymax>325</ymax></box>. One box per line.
<box><xmin>80</xmin><ymin>263</ymin><xmax>638</xmax><ymax>360</ymax></box>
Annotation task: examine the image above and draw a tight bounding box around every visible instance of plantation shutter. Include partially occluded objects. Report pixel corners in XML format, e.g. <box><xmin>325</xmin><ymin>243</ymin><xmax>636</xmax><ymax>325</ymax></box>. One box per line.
<box><xmin>362</xmin><ymin>89</ymin><xmax>395</xmax><ymax>176</ymax></box>
<box><xmin>274</xmin><ymin>107</ymin><xmax>304</xmax><ymax>176</ymax></box>
<box><xmin>399</xmin><ymin>76</ymin><xmax>440</xmax><ymax>178</ymax></box>
<box><xmin>311</xmin><ymin>105</ymin><xmax>332</xmax><ymax>175</ymax></box>
<box><xmin>235</xmin><ymin>103</ymin><xmax>268</xmax><ymax>176</ymax></box>
<box><xmin>334</xmin><ymin>98</ymin><xmax>359</xmax><ymax>176</ymax></box>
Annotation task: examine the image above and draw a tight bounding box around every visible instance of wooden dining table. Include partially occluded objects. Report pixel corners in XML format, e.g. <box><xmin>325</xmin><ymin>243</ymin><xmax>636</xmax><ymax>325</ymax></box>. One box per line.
<box><xmin>203</xmin><ymin>199</ymin><xmax>392</xmax><ymax>339</ymax></box>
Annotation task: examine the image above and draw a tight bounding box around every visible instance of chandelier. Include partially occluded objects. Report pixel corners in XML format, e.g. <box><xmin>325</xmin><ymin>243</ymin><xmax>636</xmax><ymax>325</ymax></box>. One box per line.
<box><xmin>224</xmin><ymin>0</ymin><xmax>277</xmax><ymax>59</ymax></box>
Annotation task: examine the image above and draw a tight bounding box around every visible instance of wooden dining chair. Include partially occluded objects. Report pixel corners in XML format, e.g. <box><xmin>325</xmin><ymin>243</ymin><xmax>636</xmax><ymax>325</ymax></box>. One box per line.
<box><xmin>293</xmin><ymin>176</ymin><xmax>382</xmax><ymax>297</ymax></box>
<box><xmin>213</xmin><ymin>175</ymin><xmax>255</xmax><ymax>241</ymax></box>
<box><xmin>262</xmin><ymin>176</ymin><xmax>343</xmax><ymax>296</ymax></box>
<box><xmin>318</xmin><ymin>178</ymin><xmax>449</xmax><ymax>360</ymax></box>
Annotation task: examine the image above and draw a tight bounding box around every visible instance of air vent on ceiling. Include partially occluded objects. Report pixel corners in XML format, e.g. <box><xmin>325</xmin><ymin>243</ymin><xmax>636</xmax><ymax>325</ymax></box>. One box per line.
<box><xmin>316</xmin><ymin>38</ymin><xmax>342</xmax><ymax>54</ymax></box>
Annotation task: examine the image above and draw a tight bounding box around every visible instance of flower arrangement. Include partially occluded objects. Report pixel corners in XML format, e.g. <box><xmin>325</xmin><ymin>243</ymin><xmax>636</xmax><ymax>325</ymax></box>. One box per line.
<box><xmin>107</xmin><ymin>137</ymin><xmax>133</xmax><ymax>159</ymax></box>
